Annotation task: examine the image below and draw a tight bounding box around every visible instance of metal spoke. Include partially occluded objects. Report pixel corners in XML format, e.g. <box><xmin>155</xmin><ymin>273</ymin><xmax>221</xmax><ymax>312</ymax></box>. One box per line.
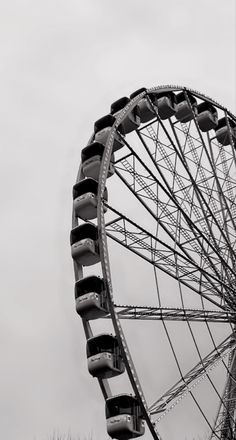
<box><xmin>137</xmin><ymin>120</ymin><xmax>236</xmax><ymax>286</ymax></box>
<box><xmin>114</xmin><ymin>150</ymin><xmax>235</xmax><ymax>304</ymax></box>
<box><xmin>105</xmin><ymin>204</ymin><xmax>235</xmax><ymax>308</ymax></box>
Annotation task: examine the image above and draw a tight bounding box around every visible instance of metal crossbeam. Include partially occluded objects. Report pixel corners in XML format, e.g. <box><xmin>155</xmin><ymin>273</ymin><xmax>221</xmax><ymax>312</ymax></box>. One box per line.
<box><xmin>108</xmin><ymin>305</ymin><xmax>236</xmax><ymax>324</ymax></box>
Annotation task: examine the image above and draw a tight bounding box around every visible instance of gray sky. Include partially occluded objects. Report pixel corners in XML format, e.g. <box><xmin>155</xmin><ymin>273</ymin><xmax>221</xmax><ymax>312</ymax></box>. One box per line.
<box><xmin>0</xmin><ymin>1</ymin><xmax>235</xmax><ymax>440</ymax></box>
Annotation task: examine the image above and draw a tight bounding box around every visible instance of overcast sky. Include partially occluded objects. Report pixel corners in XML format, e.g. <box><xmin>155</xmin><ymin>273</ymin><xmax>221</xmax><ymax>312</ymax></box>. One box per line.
<box><xmin>0</xmin><ymin>1</ymin><xmax>235</xmax><ymax>440</ymax></box>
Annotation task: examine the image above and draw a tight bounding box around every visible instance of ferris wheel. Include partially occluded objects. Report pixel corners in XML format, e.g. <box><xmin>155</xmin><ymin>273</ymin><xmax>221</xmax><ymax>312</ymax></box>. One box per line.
<box><xmin>71</xmin><ymin>85</ymin><xmax>236</xmax><ymax>440</ymax></box>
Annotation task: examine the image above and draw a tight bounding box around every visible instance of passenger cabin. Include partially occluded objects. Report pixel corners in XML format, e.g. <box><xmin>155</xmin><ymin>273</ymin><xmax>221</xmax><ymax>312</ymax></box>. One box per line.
<box><xmin>73</xmin><ymin>178</ymin><xmax>108</xmax><ymax>220</ymax></box>
<box><xmin>81</xmin><ymin>142</ymin><xmax>114</xmax><ymax>180</ymax></box>
<box><xmin>215</xmin><ymin>117</ymin><xmax>236</xmax><ymax>146</ymax></box>
<box><xmin>94</xmin><ymin>114</ymin><xmax>124</xmax><ymax>152</ymax></box>
<box><xmin>87</xmin><ymin>333</ymin><xmax>125</xmax><ymax>378</ymax></box>
<box><xmin>106</xmin><ymin>394</ymin><xmax>145</xmax><ymax>440</ymax></box>
<box><xmin>156</xmin><ymin>91</ymin><xmax>177</xmax><ymax>120</ymax></box>
<box><xmin>130</xmin><ymin>88</ymin><xmax>156</xmax><ymax>123</ymax></box>
<box><xmin>197</xmin><ymin>102</ymin><xmax>218</xmax><ymax>132</ymax></box>
<box><xmin>175</xmin><ymin>92</ymin><xmax>197</xmax><ymax>123</ymax></box>
<box><xmin>70</xmin><ymin>223</ymin><xmax>100</xmax><ymax>266</ymax></box>
<box><xmin>74</xmin><ymin>275</ymin><xmax>108</xmax><ymax>320</ymax></box>
<box><xmin>110</xmin><ymin>97</ymin><xmax>140</xmax><ymax>134</ymax></box>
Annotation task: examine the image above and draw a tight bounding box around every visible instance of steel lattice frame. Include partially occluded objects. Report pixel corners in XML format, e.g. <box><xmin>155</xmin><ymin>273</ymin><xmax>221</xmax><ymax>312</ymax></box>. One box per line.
<box><xmin>72</xmin><ymin>85</ymin><xmax>236</xmax><ymax>440</ymax></box>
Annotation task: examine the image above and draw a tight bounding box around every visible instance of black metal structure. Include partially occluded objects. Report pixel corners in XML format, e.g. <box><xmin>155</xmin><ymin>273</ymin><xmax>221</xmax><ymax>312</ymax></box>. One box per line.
<box><xmin>72</xmin><ymin>85</ymin><xmax>236</xmax><ymax>440</ymax></box>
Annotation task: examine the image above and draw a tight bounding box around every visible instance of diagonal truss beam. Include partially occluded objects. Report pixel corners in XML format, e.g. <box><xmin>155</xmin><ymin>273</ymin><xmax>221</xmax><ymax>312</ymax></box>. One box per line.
<box><xmin>148</xmin><ymin>333</ymin><xmax>236</xmax><ymax>423</ymax></box>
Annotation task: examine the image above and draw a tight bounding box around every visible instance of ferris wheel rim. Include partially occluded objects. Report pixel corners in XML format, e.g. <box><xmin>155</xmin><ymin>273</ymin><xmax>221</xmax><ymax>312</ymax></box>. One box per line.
<box><xmin>72</xmin><ymin>84</ymin><xmax>236</xmax><ymax>440</ymax></box>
